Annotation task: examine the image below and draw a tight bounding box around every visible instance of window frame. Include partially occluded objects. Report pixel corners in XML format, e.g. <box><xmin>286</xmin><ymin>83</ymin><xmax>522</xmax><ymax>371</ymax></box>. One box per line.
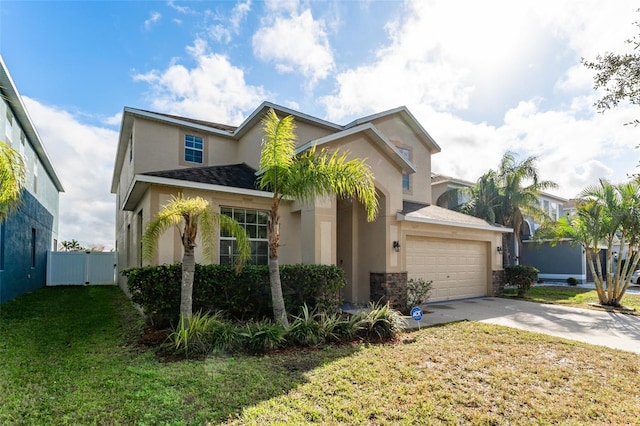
<box><xmin>219</xmin><ymin>206</ymin><xmax>269</xmax><ymax>265</ymax></box>
<box><xmin>184</xmin><ymin>133</ymin><xmax>204</xmax><ymax>164</ymax></box>
<box><xmin>396</xmin><ymin>146</ymin><xmax>411</xmax><ymax>192</ymax></box>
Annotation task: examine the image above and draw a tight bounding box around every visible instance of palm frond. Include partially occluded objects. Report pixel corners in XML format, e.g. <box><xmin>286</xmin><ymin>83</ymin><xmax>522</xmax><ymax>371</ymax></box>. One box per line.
<box><xmin>0</xmin><ymin>141</ymin><xmax>26</xmax><ymax>222</ymax></box>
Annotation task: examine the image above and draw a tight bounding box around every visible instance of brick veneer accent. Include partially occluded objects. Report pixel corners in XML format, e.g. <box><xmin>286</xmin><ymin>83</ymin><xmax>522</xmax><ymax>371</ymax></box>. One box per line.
<box><xmin>492</xmin><ymin>269</ymin><xmax>506</xmax><ymax>296</ymax></box>
<box><xmin>370</xmin><ymin>272</ymin><xmax>408</xmax><ymax>309</ymax></box>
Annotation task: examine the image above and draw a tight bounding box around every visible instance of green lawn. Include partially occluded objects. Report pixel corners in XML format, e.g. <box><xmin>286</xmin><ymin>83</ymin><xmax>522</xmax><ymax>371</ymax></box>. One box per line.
<box><xmin>504</xmin><ymin>284</ymin><xmax>640</xmax><ymax>312</ymax></box>
<box><xmin>1</xmin><ymin>286</ymin><xmax>640</xmax><ymax>425</ymax></box>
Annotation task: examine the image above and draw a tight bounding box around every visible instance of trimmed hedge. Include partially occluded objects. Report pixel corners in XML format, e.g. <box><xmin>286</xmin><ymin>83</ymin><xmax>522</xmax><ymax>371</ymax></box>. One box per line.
<box><xmin>122</xmin><ymin>263</ymin><xmax>345</xmax><ymax>327</ymax></box>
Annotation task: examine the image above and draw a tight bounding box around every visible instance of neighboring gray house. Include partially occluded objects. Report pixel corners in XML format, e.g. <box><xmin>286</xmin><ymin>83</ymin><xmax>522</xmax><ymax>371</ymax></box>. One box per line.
<box><xmin>0</xmin><ymin>55</ymin><xmax>64</xmax><ymax>303</ymax></box>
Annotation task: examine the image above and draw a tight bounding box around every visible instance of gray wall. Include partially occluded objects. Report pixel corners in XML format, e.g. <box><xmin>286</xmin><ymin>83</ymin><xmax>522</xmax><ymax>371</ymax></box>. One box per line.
<box><xmin>521</xmin><ymin>240</ymin><xmax>585</xmax><ymax>283</ymax></box>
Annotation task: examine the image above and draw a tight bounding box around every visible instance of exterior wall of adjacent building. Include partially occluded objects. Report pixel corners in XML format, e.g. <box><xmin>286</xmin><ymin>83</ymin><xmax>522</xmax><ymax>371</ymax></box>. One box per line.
<box><xmin>521</xmin><ymin>240</ymin><xmax>586</xmax><ymax>283</ymax></box>
<box><xmin>0</xmin><ymin>79</ymin><xmax>61</xmax><ymax>303</ymax></box>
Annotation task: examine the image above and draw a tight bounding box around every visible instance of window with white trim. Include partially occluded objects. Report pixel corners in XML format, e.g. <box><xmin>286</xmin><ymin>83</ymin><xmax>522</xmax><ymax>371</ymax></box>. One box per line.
<box><xmin>397</xmin><ymin>147</ymin><xmax>411</xmax><ymax>191</ymax></box>
<box><xmin>184</xmin><ymin>134</ymin><xmax>203</xmax><ymax>164</ymax></box>
<box><xmin>220</xmin><ymin>207</ymin><xmax>269</xmax><ymax>265</ymax></box>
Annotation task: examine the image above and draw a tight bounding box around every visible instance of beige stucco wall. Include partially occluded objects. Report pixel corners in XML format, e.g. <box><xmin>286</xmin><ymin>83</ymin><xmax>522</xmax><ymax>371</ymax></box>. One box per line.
<box><xmin>116</xmin><ymin>184</ymin><xmax>302</xmax><ymax>281</ymax></box>
<box><xmin>368</xmin><ymin>114</ymin><xmax>434</xmax><ymax>204</ymax></box>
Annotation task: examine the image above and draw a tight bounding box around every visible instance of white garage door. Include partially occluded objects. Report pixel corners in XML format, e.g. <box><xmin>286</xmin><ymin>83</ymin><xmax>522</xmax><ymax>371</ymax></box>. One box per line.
<box><xmin>406</xmin><ymin>237</ymin><xmax>488</xmax><ymax>302</ymax></box>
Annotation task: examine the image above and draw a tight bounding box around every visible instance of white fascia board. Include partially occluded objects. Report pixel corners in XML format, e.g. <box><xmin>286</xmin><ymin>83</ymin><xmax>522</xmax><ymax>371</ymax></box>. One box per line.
<box><xmin>233</xmin><ymin>102</ymin><xmax>342</xmax><ymax>139</ymax></box>
<box><xmin>345</xmin><ymin>106</ymin><xmax>441</xmax><ymax>153</ymax></box>
<box><xmin>124</xmin><ymin>107</ymin><xmax>235</xmax><ymax>136</ymax></box>
<box><xmin>397</xmin><ymin>212</ymin><xmax>513</xmax><ymax>233</ymax></box>
<box><xmin>296</xmin><ymin>123</ymin><xmax>417</xmax><ymax>174</ymax></box>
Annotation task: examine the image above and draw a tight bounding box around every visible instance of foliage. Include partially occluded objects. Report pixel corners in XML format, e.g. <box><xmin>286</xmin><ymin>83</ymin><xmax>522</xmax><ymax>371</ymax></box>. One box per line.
<box><xmin>59</xmin><ymin>239</ymin><xmax>84</xmax><ymax>251</ymax></box>
<box><xmin>582</xmin><ymin>17</ymin><xmax>640</xmax><ymax>172</ymax></box>
<box><xmin>141</xmin><ymin>194</ymin><xmax>250</xmax><ymax>322</ymax></box>
<box><xmin>582</xmin><ymin>18</ymin><xmax>640</xmax><ymax>117</ymax></box>
<box><xmin>123</xmin><ymin>263</ymin><xmax>346</xmax><ymax>327</ymax></box>
<box><xmin>505</xmin><ymin>264</ymin><xmax>539</xmax><ymax>295</ymax></box>
<box><xmin>406</xmin><ymin>277</ymin><xmax>432</xmax><ymax>309</ymax></box>
<box><xmin>257</xmin><ymin>109</ymin><xmax>379</xmax><ymax>325</ymax></box>
<box><xmin>437</xmin><ymin>151</ymin><xmax>556</xmax><ymax>265</ymax></box>
<box><xmin>352</xmin><ymin>302</ymin><xmax>405</xmax><ymax>342</ymax></box>
<box><xmin>167</xmin><ymin>310</ymin><xmax>222</xmax><ymax>357</ymax></box>
<box><xmin>240</xmin><ymin>319</ymin><xmax>287</xmax><ymax>354</ymax></box>
<box><xmin>0</xmin><ymin>140</ymin><xmax>25</xmax><ymax>222</ymax></box>
<box><xmin>538</xmin><ymin>179</ymin><xmax>640</xmax><ymax>307</ymax></box>
<box><xmin>287</xmin><ymin>304</ymin><xmax>323</xmax><ymax>347</ymax></box>
<box><xmin>566</xmin><ymin>277</ymin><xmax>579</xmax><ymax>286</ymax></box>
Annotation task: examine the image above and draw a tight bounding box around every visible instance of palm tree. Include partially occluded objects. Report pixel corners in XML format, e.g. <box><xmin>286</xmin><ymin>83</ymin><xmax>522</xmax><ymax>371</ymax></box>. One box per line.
<box><xmin>581</xmin><ymin>179</ymin><xmax>640</xmax><ymax>306</ymax></box>
<box><xmin>0</xmin><ymin>140</ymin><xmax>25</xmax><ymax>222</ymax></box>
<box><xmin>142</xmin><ymin>195</ymin><xmax>251</xmax><ymax>323</ymax></box>
<box><xmin>437</xmin><ymin>152</ymin><xmax>557</xmax><ymax>265</ymax></box>
<box><xmin>60</xmin><ymin>239</ymin><xmax>83</xmax><ymax>251</ymax></box>
<box><xmin>257</xmin><ymin>109</ymin><xmax>379</xmax><ymax>326</ymax></box>
<box><xmin>496</xmin><ymin>152</ymin><xmax>557</xmax><ymax>263</ymax></box>
<box><xmin>437</xmin><ymin>170</ymin><xmax>502</xmax><ymax>222</ymax></box>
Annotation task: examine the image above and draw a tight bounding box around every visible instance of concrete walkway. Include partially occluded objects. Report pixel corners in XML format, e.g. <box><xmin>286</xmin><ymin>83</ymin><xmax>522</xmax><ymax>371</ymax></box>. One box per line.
<box><xmin>404</xmin><ymin>297</ymin><xmax>640</xmax><ymax>354</ymax></box>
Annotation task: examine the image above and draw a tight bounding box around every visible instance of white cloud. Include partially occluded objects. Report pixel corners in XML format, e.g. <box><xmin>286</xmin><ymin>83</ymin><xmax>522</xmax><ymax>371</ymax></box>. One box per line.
<box><xmin>208</xmin><ymin>0</ymin><xmax>252</xmax><ymax>43</ymax></box>
<box><xmin>144</xmin><ymin>12</ymin><xmax>161</xmax><ymax>30</ymax></box>
<box><xmin>252</xmin><ymin>5</ymin><xmax>334</xmax><ymax>84</ymax></box>
<box><xmin>133</xmin><ymin>38</ymin><xmax>269</xmax><ymax>125</ymax></box>
<box><xmin>23</xmin><ymin>97</ymin><xmax>118</xmax><ymax>250</ymax></box>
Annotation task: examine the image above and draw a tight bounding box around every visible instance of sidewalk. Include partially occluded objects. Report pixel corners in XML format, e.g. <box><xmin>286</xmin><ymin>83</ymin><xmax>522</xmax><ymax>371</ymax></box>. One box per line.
<box><xmin>403</xmin><ymin>297</ymin><xmax>640</xmax><ymax>354</ymax></box>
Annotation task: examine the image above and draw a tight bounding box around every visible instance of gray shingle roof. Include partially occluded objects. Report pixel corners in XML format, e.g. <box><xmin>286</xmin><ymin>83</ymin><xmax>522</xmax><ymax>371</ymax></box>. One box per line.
<box><xmin>402</xmin><ymin>200</ymin><xmax>508</xmax><ymax>229</ymax></box>
<box><xmin>143</xmin><ymin>163</ymin><xmax>264</xmax><ymax>191</ymax></box>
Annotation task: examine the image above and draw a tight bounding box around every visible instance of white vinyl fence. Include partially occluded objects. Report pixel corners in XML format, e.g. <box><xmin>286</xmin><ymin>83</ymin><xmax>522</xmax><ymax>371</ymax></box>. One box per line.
<box><xmin>46</xmin><ymin>251</ymin><xmax>117</xmax><ymax>286</ymax></box>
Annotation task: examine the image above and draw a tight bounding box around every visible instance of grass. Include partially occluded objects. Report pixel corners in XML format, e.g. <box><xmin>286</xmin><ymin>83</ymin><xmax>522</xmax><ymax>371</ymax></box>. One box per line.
<box><xmin>1</xmin><ymin>286</ymin><xmax>640</xmax><ymax>424</ymax></box>
<box><xmin>504</xmin><ymin>284</ymin><xmax>640</xmax><ymax>312</ymax></box>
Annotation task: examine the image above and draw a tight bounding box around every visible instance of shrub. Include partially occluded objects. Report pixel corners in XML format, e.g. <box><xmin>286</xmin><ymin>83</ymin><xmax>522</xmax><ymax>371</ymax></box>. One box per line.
<box><xmin>566</xmin><ymin>277</ymin><xmax>579</xmax><ymax>286</ymax></box>
<box><xmin>505</xmin><ymin>265</ymin><xmax>539</xmax><ymax>296</ymax></box>
<box><xmin>287</xmin><ymin>304</ymin><xmax>323</xmax><ymax>347</ymax></box>
<box><xmin>239</xmin><ymin>320</ymin><xmax>287</xmax><ymax>354</ymax></box>
<box><xmin>123</xmin><ymin>263</ymin><xmax>345</xmax><ymax>327</ymax></box>
<box><xmin>355</xmin><ymin>302</ymin><xmax>404</xmax><ymax>342</ymax></box>
<box><xmin>167</xmin><ymin>311</ymin><xmax>221</xmax><ymax>357</ymax></box>
<box><xmin>406</xmin><ymin>278</ymin><xmax>432</xmax><ymax>310</ymax></box>
<box><xmin>317</xmin><ymin>310</ymin><xmax>349</xmax><ymax>343</ymax></box>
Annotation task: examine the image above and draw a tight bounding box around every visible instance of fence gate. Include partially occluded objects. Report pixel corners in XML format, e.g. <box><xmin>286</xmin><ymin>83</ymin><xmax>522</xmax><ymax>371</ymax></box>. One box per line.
<box><xmin>46</xmin><ymin>251</ymin><xmax>117</xmax><ymax>286</ymax></box>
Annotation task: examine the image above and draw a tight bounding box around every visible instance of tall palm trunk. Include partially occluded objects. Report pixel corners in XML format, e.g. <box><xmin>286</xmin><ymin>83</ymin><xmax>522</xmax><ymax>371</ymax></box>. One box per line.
<box><xmin>181</xmin><ymin>245</ymin><xmax>195</xmax><ymax>323</ymax></box>
<box><xmin>268</xmin><ymin>196</ymin><xmax>289</xmax><ymax>326</ymax></box>
<box><xmin>180</xmin><ymin>219</ymin><xmax>197</xmax><ymax>324</ymax></box>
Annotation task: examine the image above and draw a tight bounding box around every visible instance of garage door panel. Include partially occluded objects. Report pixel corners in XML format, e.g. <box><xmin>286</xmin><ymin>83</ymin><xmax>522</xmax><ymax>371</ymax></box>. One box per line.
<box><xmin>406</xmin><ymin>237</ymin><xmax>488</xmax><ymax>302</ymax></box>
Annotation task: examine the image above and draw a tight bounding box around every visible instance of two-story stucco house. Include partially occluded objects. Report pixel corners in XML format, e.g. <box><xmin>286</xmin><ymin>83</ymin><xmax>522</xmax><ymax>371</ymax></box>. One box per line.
<box><xmin>111</xmin><ymin>102</ymin><xmax>509</xmax><ymax>306</ymax></box>
<box><xmin>0</xmin><ymin>55</ymin><xmax>64</xmax><ymax>303</ymax></box>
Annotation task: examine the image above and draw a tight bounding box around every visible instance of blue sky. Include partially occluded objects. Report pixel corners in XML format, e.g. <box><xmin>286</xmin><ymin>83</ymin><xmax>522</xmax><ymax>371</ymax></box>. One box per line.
<box><xmin>1</xmin><ymin>0</ymin><xmax>639</xmax><ymax>250</ymax></box>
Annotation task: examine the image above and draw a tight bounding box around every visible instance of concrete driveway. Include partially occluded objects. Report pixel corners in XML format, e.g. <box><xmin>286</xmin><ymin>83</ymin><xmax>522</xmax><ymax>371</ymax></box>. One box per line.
<box><xmin>406</xmin><ymin>298</ymin><xmax>640</xmax><ymax>354</ymax></box>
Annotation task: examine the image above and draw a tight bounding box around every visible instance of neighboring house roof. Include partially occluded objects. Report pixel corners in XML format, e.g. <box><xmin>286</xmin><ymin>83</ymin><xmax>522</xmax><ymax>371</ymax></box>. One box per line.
<box><xmin>538</xmin><ymin>191</ymin><xmax>569</xmax><ymax>203</ymax></box>
<box><xmin>0</xmin><ymin>55</ymin><xmax>64</xmax><ymax>192</ymax></box>
<box><xmin>398</xmin><ymin>201</ymin><xmax>511</xmax><ymax>233</ymax></box>
<box><xmin>143</xmin><ymin>163</ymin><xmax>262</xmax><ymax>191</ymax></box>
<box><xmin>430</xmin><ymin>173</ymin><xmax>474</xmax><ymax>187</ymax></box>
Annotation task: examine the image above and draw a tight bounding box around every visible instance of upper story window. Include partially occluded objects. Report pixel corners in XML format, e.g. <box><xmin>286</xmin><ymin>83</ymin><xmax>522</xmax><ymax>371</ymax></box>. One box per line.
<box><xmin>184</xmin><ymin>134</ymin><xmax>203</xmax><ymax>164</ymax></box>
<box><xmin>397</xmin><ymin>147</ymin><xmax>411</xmax><ymax>191</ymax></box>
